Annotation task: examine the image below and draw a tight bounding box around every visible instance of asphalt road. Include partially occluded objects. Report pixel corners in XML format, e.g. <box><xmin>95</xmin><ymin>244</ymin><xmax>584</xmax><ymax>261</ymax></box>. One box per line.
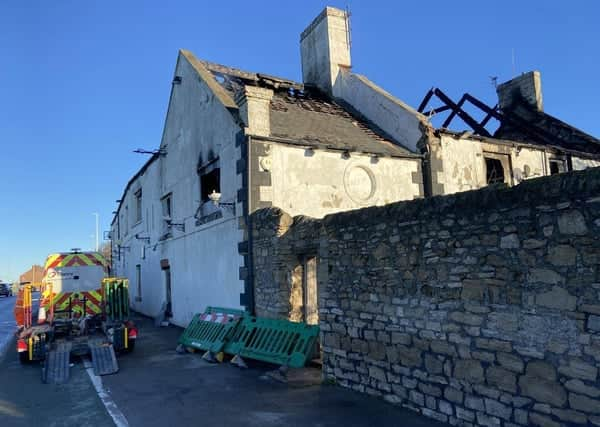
<box><xmin>0</xmin><ymin>294</ymin><xmax>112</xmax><ymax>427</ymax></box>
<box><xmin>0</xmin><ymin>304</ymin><xmax>448</xmax><ymax>427</ymax></box>
<box><xmin>0</xmin><ymin>292</ymin><xmax>41</xmax><ymax>359</ymax></box>
<box><xmin>0</xmin><ymin>294</ymin><xmax>18</xmax><ymax>359</ymax></box>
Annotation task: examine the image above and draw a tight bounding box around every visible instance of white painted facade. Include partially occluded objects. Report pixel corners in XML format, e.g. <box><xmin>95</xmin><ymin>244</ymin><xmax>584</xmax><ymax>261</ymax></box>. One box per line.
<box><xmin>335</xmin><ymin>72</ymin><xmax>426</xmax><ymax>153</ymax></box>
<box><xmin>572</xmin><ymin>157</ymin><xmax>600</xmax><ymax>170</ymax></box>
<box><xmin>300</xmin><ymin>7</ymin><xmax>427</xmax><ymax>154</ymax></box>
<box><xmin>433</xmin><ymin>133</ymin><xmax>600</xmax><ymax>195</ymax></box>
<box><xmin>111</xmin><ymin>6</ymin><xmax>600</xmax><ymax>328</ymax></box>
<box><xmin>111</xmin><ymin>47</ymin><xmax>424</xmax><ymax>326</ymax></box>
<box><xmin>264</xmin><ymin>143</ymin><xmax>420</xmax><ymax>218</ymax></box>
<box><xmin>112</xmin><ymin>52</ymin><xmax>245</xmax><ymax>327</ymax></box>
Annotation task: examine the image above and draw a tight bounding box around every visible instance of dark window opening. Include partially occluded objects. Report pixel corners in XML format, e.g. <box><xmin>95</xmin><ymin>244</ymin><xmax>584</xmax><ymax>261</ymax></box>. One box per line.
<box><xmin>161</xmin><ymin>193</ymin><xmax>172</xmax><ymax>236</ymax></box>
<box><xmin>136</xmin><ymin>264</ymin><xmax>142</xmax><ymax>301</ymax></box>
<box><xmin>201</xmin><ymin>168</ymin><xmax>220</xmax><ymax>202</ymax></box>
<box><xmin>549</xmin><ymin>159</ymin><xmax>566</xmax><ymax>175</ymax></box>
<box><xmin>485</xmin><ymin>158</ymin><xmax>505</xmax><ymax>184</ymax></box>
<box><xmin>162</xmin><ymin>195</ymin><xmax>172</xmax><ymax>219</ymax></box>
<box><xmin>135</xmin><ymin>189</ymin><xmax>142</xmax><ymax>223</ymax></box>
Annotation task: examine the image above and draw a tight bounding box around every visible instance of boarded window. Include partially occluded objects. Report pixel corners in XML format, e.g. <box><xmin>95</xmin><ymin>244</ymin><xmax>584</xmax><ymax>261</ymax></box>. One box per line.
<box><xmin>485</xmin><ymin>158</ymin><xmax>505</xmax><ymax>184</ymax></box>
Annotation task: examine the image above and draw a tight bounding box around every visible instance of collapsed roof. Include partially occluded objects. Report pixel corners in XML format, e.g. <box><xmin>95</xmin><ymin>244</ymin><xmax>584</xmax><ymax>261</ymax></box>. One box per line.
<box><xmin>418</xmin><ymin>85</ymin><xmax>600</xmax><ymax>157</ymax></box>
<box><xmin>195</xmin><ymin>57</ymin><xmax>418</xmax><ymax>158</ymax></box>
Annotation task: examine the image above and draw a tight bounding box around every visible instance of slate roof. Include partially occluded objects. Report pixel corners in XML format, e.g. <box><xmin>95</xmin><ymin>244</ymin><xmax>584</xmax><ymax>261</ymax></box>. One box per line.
<box><xmin>196</xmin><ymin>58</ymin><xmax>417</xmax><ymax>158</ymax></box>
<box><xmin>269</xmin><ymin>90</ymin><xmax>415</xmax><ymax>157</ymax></box>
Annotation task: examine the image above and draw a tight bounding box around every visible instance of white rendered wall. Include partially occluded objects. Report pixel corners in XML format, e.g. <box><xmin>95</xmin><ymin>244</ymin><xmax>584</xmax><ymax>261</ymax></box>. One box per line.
<box><xmin>437</xmin><ymin>136</ymin><xmax>486</xmax><ymax>194</ymax></box>
<box><xmin>335</xmin><ymin>71</ymin><xmax>425</xmax><ymax>152</ymax></box>
<box><xmin>572</xmin><ymin>157</ymin><xmax>600</xmax><ymax>170</ymax></box>
<box><xmin>265</xmin><ymin>143</ymin><xmax>422</xmax><ymax>218</ymax></box>
<box><xmin>113</xmin><ymin>53</ymin><xmax>244</xmax><ymax>327</ymax></box>
<box><xmin>435</xmin><ymin>135</ymin><xmax>592</xmax><ymax>195</ymax></box>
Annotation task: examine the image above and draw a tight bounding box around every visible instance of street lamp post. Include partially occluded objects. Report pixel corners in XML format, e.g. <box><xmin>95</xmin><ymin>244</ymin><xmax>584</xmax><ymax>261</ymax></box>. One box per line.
<box><xmin>93</xmin><ymin>213</ymin><xmax>99</xmax><ymax>252</ymax></box>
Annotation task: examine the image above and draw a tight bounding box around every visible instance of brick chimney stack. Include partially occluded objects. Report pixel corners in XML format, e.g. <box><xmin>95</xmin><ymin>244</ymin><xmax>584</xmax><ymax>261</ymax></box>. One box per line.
<box><xmin>496</xmin><ymin>71</ymin><xmax>544</xmax><ymax>112</ymax></box>
<box><xmin>236</xmin><ymin>86</ymin><xmax>273</xmax><ymax>137</ymax></box>
<box><xmin>300</xmin><ymin>7</ymin><xmax>351</xmax><ymax>96</ymax></box>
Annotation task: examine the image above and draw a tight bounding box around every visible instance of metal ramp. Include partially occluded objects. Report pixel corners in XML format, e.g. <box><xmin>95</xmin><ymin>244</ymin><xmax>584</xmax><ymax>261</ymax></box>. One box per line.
<box><xmin>42</xmin><ymin>342</ymin><xmax>72</xmax><ymax>384</ymax></box>
<box><xmin>89</xmin><ymin>342</ymin><xmax>119</xmax><ymax>376</ymax></box>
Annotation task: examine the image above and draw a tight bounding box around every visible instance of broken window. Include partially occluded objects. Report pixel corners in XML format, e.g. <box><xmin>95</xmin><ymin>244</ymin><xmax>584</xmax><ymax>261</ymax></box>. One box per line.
<box><xmin>195</xmin><ymin>158</ymin><xmax>223</xmax><ymax>223</ymax></box>
<box><xmin>549</xmin><ymin>159</ymin><xmax>566</xmax><ymax>175</ymax></box>
<box><xmin>200</xmin><ymin>168</ymin><xmax>220</xmax><ymax>202</ymax></box>
<box><xmin>485</xmin><ymin>157</ymin><xmax>505</xmax><ymax>184</ymax></box>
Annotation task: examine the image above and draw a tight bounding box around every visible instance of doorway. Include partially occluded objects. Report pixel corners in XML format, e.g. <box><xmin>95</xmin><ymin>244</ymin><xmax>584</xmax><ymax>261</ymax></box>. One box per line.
<box><xmin>302</xmin><ymin>256</ymin><xmax>318</xmax><ymax>326</ymax></box>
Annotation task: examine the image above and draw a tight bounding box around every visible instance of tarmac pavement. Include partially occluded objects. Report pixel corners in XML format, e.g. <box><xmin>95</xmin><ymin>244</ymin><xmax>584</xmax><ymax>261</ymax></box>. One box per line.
<box><xmin>0</xmin><ymin>294</ymin><xmax>18</xmax><ymax>359</ymax></box>
<box><xmin>0</xmin><ymin>309</ymin><xmax>448</xmax><ymax>427</ymax></box>
<box><xmin>103</xmin><ymin>314</ymin><xmax>448</xmax><ymax>427</ymax></box>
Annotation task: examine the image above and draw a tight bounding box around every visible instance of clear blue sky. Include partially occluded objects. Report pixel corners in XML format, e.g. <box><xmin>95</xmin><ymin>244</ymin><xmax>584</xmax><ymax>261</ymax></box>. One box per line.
<box><xmin>1</xmin><ymin>1</ymin><xmax>599</xmax><ymax>281</ymax></box>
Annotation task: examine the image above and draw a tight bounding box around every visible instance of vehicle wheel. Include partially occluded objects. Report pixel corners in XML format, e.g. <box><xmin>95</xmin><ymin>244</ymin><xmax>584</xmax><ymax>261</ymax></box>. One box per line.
<box><xmin>19</xmin><ymin>352</ymin><xmax>30</xmax><ymax>364</ymax></box>
<box><xmin>125</xmin><ymin>339</ymin><xmax>135</xmax><ymax>353</ymax></box>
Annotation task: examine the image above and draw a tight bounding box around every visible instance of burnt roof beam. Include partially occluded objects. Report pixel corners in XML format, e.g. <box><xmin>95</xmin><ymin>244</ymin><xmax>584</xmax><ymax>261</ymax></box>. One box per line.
<box><xmin>479</xmin><ymin>109</ymin><xmax>496</xmax><ymax>129</ymax></box>
<box><xmin>434</xmin><ymin>89</ymin><xmax>491</xmax><ymax>137</ymax></box>
<box><xmin>462</xmin><ymin>93</ymin><xmax>562</xmax><ymax>146</ymax></box>
<box><xmin>442</xmin><ymin>94</ymin><xmax>466</xmax><ymax>129</ymax></box>
<box><xmin>417</xmin><ymin>88</ymin><xmax>435</xmax><ymax>113</ymax></box>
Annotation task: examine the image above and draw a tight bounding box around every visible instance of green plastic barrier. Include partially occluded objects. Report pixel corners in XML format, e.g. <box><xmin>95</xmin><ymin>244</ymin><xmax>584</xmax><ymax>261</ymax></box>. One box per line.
<box><xmin>223</xmin><ymin>316</ymin><xmax>319</xmax><ymax>368</ymax></box>
<box><xmin>178</xmin><ymin>307</ymin><xmax>245</xmax><ymax>353</ymax></box>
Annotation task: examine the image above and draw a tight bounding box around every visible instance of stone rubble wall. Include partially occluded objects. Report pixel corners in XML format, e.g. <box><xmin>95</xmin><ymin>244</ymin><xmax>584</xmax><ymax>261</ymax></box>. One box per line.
<box><xmin>251</xmin><ymin>167</ymin><xmax>600</xmax><ymax>427</ymax></box>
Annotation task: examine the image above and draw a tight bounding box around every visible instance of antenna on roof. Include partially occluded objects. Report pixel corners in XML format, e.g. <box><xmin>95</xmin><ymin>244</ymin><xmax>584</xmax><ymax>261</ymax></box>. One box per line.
<box><xmin>489</xmin><ymin>76</ymin><xmax>498</xmax><ymax>88</ymax></box>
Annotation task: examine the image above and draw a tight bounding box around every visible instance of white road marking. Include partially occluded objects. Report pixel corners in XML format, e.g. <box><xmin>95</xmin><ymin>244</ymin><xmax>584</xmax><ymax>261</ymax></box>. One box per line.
<box><xmin>83</xmin><ymin>358</ymin><xmax>129</xmax><ymax>427</ymax></box>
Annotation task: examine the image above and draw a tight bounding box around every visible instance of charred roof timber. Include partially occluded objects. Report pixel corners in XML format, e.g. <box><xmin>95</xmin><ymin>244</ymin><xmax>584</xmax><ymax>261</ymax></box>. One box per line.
<box><xmin>418</xmin><ymin>88</ymin><xmax>495</xmax><ymax>137</ymax></box>
<box><xmin>417</xmin><ymin>88</ymin><xmax>600</xmax><ymax>155</ymax></box>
